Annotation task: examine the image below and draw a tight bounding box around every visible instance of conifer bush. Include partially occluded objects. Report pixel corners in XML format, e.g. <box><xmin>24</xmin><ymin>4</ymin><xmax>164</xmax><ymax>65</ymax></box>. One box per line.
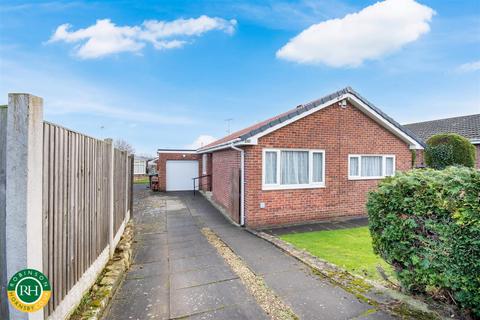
<box><xmin>367</xmin><ymin>167</ymin><xmax>480</xmax><ymax>316</ymax></box>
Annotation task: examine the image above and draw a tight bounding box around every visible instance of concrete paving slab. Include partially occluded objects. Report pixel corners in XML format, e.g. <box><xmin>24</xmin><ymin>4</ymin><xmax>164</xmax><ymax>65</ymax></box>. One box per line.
<box><xmin>105</xmin><ymin>295</ymin><xmax>169</xmax><ymax>320</ymax></box>
<box><xmin>167</xmin><ymin>232</ymin><xmax>205</xmax><ymax>244</ymax></box>
<box><xmin>263</xmin><ymin>268</ymin><xmax>330</xmax><ymax>293</ymax></box>
<box><xmin>170</xmin><ymin>279</ymin><xmax>254</xmax><ymax>319</ymax></box>
<box><xmin>133</xmin><ymin>243</ymin><xmax>168</xmax><ymax>264</ymax></box>
<box><xmin>115</xmin><ymin>277</ymin><xmax>168</xmax><ymax>300</ymax></box>
<box><xmin>168</xmin><ymin>243</ymin><xmax>216</xmax><ymax>260</ymax></box>
<box><xmin>169</xmin><ymin>253</ymin><xmax>229</xmax><ymax>274</ymax></box>
<box><xmin>135</xmin><ymin>232</ymin><xmax>167</xmax><ymax>242</ymax></box>
<box><xmin>186</xmin><ymin>303</ymin><xmax>269</xmax><ymax>320</ymax></box>
<box><xmin>283</xmin><ymin>286</ymin><xmax>372</xmax><ymax>320</ymax></box>
<box><xmin>233</xmin><ymin>250</ymin><xmax>303</xmax><ymax>275</ymax></box>
<box><xmin>127</xmin><ymin>261</ymin><xmax>169</xmax><ymax>280</ymax></box>
<box><xmin>170</xmin><ymin>265</ymin><xmax>237</xmax><ymax>289</ymax></box>
<box><xmin>168</xmin><ymin>237</ymin><xmax>211</xmax><ymax>251</ymax></box>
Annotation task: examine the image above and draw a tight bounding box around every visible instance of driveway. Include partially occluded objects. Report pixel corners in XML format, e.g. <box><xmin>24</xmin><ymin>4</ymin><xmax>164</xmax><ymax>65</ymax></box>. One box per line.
<box><xmin>104</xmin><ymin>188</ymin><xmax>395</xmax><ymax>320</ymax></box>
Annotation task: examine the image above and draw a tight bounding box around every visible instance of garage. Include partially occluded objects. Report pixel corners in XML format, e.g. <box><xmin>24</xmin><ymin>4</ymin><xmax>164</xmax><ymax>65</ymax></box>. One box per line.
<box><xmin>166</xmin><ymin>160</ymin><xmax>199</xmax><ymax>191</ymax></box>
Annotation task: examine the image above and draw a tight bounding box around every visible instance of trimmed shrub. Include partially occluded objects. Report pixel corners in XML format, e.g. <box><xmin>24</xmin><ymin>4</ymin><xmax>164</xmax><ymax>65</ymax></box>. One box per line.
<box><xmin>425</xmin><ymin>133</ymin><xmax>476</xmax><ymax>169</ymax></box>
<box><xmin>367</xmin><ymin>167</ymin><xmax>480</xmax><ymax>316</ymax></box>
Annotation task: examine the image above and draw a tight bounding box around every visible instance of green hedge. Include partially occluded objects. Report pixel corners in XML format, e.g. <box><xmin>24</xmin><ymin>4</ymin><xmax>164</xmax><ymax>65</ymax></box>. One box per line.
<box><xmin>367</xmin><ymin>167</ymin><xmax>480</xmax><ymax>316</ymax></box>
<box><xmin>425</xmin><ymin>133</ymin><xmax>476</xmax><ymax>169</ymax></box>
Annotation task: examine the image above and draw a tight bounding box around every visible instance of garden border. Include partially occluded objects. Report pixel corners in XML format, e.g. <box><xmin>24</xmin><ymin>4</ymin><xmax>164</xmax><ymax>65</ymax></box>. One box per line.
<box><xmin>249</xmin><ymin>229</ymin><xmax>457</xmax><ymax>320</ymax></box>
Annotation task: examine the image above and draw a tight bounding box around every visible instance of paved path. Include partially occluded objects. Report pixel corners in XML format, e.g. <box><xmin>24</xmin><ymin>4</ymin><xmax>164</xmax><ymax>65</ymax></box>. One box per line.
<box><xmin>104</xmin><ymin>189</ymin><xmax>395</xmax><ymax>320</ymax></box>
<box><xmin>262</xmin><ymin>217</ymin><xmax>368</xmax><ymax>236</ymax></box>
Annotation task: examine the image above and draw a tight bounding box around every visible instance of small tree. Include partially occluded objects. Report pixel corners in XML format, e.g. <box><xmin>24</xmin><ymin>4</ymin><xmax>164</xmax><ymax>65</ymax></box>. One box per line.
<box><xmin>114</xmin><ymin>139</ymin><xmax>135</xmax><ymax>154</ymax></box>
<box><xmin>425</xmin><ymin>133</ymin><xmax>475</xmax><ymax>169</ymax></box>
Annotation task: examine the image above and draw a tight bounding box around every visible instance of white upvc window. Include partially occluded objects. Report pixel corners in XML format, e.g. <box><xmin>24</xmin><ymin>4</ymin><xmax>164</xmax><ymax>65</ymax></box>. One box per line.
<box><xmin>348</xmin><ymin>154</ymin><xmax>396</xmax><ymax>180</ymax></box>
<box><xmin>263</xmin><ymin>149</ymin><xmax>325</xmax><ymax>190</ymax></box>
<box><xmin>202</xmin><ymin>154</ymin><xmax>208</xmax><ymax>175</ymax></box>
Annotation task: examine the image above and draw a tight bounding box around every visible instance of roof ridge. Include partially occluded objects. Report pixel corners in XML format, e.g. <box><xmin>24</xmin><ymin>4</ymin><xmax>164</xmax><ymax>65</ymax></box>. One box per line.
<box><xmin>198</xmin><ymin>87</ymin><xmax>425</xmax><ymax>151</ymax></box>
<box><xmin>404</xmin><ymin>113</ymin><xmax>480</xmax><ymax>126</ymax></box>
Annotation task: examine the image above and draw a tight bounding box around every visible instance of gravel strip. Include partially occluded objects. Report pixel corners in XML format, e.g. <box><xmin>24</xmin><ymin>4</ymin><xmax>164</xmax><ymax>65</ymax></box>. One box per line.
<box><xmin>201</xmin><ymin>227</ymin><xmax>298</xmax><ymax>320</ymax></box>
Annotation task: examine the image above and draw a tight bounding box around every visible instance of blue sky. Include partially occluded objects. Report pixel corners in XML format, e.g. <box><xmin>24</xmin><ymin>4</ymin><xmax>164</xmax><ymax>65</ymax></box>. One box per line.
<box><xmin>1</xmin><ymin>0</ymin><xmax>479</xmax><ymax>155</ymax></box>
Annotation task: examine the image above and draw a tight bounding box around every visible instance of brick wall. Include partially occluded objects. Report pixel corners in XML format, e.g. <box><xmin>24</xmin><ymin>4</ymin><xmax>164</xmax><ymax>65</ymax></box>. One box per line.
<box><xmin>157</xmin><ymin>152</ymin><xmax>201</xmax><ymax>191</ymax></box>
<box><xmin>414</xmin><ymin>149</ymin><xmax>425</xmax><ymax>168</ymax></box>
<box><xmin>242</xmin><ymin>101</ymin><xmax>415</xmax><ymax>229</ymax></box>
<box><xmin>211</xmin><ymin>149</ymin><xmax>241</xmax><ymax>222</ymax></box>
<box><xmin>199</xmin><ymin>153</ymin><xmax>213</xmax><ymax>191</ymax></box>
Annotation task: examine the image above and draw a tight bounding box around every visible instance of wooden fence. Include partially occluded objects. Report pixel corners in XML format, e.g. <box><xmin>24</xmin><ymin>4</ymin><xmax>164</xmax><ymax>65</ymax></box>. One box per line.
<box><xmin>0</xmin><ymin>94</ymin><xmax>133</xmax><ymax>320</ymax></box>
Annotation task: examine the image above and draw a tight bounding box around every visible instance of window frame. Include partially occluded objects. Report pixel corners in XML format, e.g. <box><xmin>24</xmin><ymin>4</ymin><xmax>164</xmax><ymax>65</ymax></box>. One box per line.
<box><xmin>348</xmin><ymin>154</ymin><xmax>396</xmax><ymax>180</ymax></box>
<box><xmin>262</xmin><ymin>148</ymin><xmax>326</xmax><ymax>190</ymax></box>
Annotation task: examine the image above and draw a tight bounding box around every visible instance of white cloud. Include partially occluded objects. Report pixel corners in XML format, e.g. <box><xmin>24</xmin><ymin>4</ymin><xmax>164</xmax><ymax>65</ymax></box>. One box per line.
<box><xmin>186</xmin><ymin>135</ymin><xmax>217</xmax><ymax>149</ymax></box>
<box><xmin>276</xmin><ymin>0</ymin><xmax>435</xmax><ymax>67</ymax></box>
<box><xmin>49</xmin><ymin>16</ymin><xmax>237</xmax><ymax>59</ymax></box>
<box><xmin>456</xmin><ymin>60</ymin><xmax>480</xmax><ymax>73</ymax></box>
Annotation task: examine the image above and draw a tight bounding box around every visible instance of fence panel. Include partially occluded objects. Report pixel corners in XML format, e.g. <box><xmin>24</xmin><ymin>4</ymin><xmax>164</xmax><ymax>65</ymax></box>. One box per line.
<box><xmin>113</xmin><ymin>149</ymin><xmax>127</xmax><ymax>233</ymax></box>
<box><xmin>42</xmin><ymin>122</ymin><xmax>128</xmax><ymax>318</ymax></box>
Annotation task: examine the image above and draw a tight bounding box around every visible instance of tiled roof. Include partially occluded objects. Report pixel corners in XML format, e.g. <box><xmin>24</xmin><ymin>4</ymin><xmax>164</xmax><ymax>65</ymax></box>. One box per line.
<box><xmin>199</xmin><ymin>87</ymin><xmax>424</xmax><ymax>151</ymax></box>
<box><xmin>404</xmin><ymin>114</ymin><xmax>480</xmax><ymax>143</ymax></box>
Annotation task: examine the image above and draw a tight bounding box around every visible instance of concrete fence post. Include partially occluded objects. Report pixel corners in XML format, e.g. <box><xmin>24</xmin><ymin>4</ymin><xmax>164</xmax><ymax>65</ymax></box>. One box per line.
<box><xmin>0</xmin><ymin>104</ymin><xmax>9</xmax><ymax>320</ymax></box>
<box><xmin>5</xmin><ymin>94</ymin><xmax>44</xmax><ymax>320</ymax></box>
<box><xmin>125</xmin><ymin>153</ymin><xmax>129</xmax><ymax>221</ymax></box>
<box><xmin>105</xmin><ymin>138</ymin><xmax>115</xmax><ymax>258</ymax></box>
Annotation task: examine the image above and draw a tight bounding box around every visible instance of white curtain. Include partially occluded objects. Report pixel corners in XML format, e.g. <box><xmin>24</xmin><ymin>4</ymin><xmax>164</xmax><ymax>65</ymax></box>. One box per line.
<box><xmin>312</xmin><ymin>153</ymin><xmax>323</xmax><ymax>182</ymax></box>
<box><xmin>265</xmin><ymin>151</ymin><xmax>277</xmax><ymax>184</ymax></box>
<box><xmin>385</xmin><ymin>157</ymin><xmax>394</xmax><ymax>176</ymax></box>
<box><xmin>350</xmin><ymin>157</ymin><xmax>359</xmax><ymax>176</ymax></box>
<box><xmin>361</xmin><ymin>156</ymin><xmax>383</xmax><ymax>176</ymax></box>
<box><xmin>281</xmin><ymin>151</ymin><xmax>309</xmax><ymax>184</ymax></box>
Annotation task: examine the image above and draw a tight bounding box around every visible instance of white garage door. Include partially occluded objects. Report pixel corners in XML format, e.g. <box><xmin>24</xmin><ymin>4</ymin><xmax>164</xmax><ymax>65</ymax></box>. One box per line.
<box><xmin>166</xmin><ymin>160</ymin><xmax>199</xmax><ymax>191</ymax></box>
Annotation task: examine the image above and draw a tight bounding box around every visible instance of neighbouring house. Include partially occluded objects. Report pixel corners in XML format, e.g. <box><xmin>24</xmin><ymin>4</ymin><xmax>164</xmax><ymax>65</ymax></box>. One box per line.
<box><xmin>157</xmin><ymin>87</ymin><xmax>425</xmax><ymax>229</ymax></box>
<box><xmin>134</xmin><ymin>156</ymin><xmax>149</xmax><ymax>175</ymax></box>
<box><xmin>404</xmin><ymin>114</ymin><xmax>480</xmax><ymax>169</ymax></box>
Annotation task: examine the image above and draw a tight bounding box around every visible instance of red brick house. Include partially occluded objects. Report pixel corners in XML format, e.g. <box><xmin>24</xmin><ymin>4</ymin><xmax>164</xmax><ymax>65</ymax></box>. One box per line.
<box><xmin>404</xmin><ymin>114</ymin><xmax>480</xmax><ymax>169</ymax></box>
<box><xmin>158</xmin><ymin>87</ymin><xmax>425</xmax><ymax>229</ymax></box>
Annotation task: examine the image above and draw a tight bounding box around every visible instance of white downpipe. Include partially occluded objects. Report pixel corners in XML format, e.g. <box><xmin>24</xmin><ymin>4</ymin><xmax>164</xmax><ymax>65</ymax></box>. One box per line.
<box><xmin>230</xmin><ymin>144</ymin><xmax>245</xmax><ymax>226</ymax></box>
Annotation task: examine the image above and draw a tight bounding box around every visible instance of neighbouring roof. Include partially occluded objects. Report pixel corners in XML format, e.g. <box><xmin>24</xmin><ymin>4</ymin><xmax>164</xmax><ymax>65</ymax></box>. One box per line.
<box><xmin>404</xmin><ymin>114</ymin><xmax>480</xmax><ymax>144</ymax></box>
<box><xmin>157</xmin><ymin>148</ymin><xmax>196</xmax><ymax>153</ymax></box>
<box><xmin>199</xmin><ymin>87</ymin><xmax>425</xmax><ymax>151</ymax></box>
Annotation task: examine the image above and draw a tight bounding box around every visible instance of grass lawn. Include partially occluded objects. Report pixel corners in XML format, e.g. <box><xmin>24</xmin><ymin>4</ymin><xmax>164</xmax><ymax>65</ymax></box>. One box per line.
<box><xmin>280</xmin><ymin>226</ymin><xmax>395</xmax><ymax>283</ymax></box>
<box><xmin>134</xmin><ymin>177</ymin><xmax>149</xmax><ymax>184</ymax></box>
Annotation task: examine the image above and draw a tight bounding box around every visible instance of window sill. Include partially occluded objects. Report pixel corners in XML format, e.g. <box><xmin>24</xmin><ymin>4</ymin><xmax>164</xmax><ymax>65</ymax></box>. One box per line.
<box><xmin>262</xmin><ymin>184</ymin><xmax>326</xmax><ymax>191</ymax></box>
<box><xmin>348</xmin><ymin>176</ymin><xmax>390</xmax><ymax>180</ymax></box>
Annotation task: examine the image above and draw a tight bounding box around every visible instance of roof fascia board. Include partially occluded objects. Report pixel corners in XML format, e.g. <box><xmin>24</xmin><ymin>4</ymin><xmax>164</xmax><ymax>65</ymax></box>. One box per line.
<box><xmin>196</xmin><ymin>138</ymin><xmax>242</xmax><ymax>153</ymax></box>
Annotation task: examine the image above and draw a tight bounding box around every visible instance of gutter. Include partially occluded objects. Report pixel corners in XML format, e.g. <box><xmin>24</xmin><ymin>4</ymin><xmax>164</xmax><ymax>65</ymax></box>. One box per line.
<box><xmin>230</xmin><ymin>144</ymin><xmax>245</xmax><ymax>227</ymax></box>
<box><xmin>197</xmin><ymin>138</ymin><xmax>252</xmax><ymax>154</ymax></box>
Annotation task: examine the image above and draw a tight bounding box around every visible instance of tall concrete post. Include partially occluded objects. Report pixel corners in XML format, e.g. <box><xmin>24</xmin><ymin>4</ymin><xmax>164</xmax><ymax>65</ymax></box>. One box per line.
<box><xmin>0</xmin><ymin>104</ymin><xmax>9</xmax><ymax>320</ymax></box>
<box><xmin>5</xmin><ymin>94</ymin><xmax>44</xmax><ymax>320</ymax></box>
<box><xmin>105</xmin><ymin>139</ymin><xmax>115</xmax><ymax>258</ymax></box>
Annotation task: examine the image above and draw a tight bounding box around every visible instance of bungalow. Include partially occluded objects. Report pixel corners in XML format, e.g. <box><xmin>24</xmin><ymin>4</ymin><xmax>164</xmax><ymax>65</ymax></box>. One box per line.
<box><xmin>157</xmin><ymin>87</ymin><xmax>425</xmax><ymax>229</ymax></box>
<box><xmin>404</xmin><ymin>114</ymin><xmax>480</xmax><ymax>169</ymax></box>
